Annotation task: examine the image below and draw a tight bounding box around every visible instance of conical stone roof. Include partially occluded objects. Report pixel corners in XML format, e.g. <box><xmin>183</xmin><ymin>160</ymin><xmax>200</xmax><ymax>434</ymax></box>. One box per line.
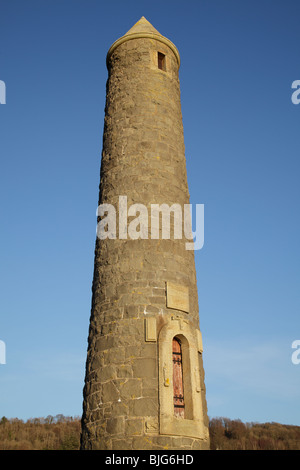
<box><xmin>106</xmin><ymin>16</ymin><xmax>180</xmax><ymax>67</ymax></box>
<box><xmin>124</xmin><ymin>16</ymin><xmax>162</xmax><ymax>36</ymax></box>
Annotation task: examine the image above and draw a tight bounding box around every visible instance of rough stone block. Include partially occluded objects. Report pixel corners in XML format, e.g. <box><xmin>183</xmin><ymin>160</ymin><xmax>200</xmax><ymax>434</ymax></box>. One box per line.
<box><xmin>106</xmin><ymin>417</ymin><xmax>125</xmax><ymax>435</ymax></box>
<box><xmin>130</xmin><ymin>397</ymin><xmax>157</xmax><ymax>417</ymax></box>
<box><xmin>132</xmin><ymin>357</ymin><xmax>157</xmax><ymax>378</ymax></box>
<box><xmin>125</xmin><ymin>418</ymin><xmax>143</xmax><ymax>436</ymax></box>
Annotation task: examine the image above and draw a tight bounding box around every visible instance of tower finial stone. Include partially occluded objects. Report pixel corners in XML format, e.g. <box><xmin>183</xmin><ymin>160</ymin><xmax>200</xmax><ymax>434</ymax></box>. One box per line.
<box><xmin>124</xmin><ymin>16</ymin><xmax>162</xmax><ymax>36</ymax></box>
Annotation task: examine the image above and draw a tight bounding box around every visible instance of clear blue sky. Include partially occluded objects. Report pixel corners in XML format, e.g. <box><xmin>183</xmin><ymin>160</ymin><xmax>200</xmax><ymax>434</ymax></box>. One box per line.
<box><xmin>1</xmin><ymin>0</ymin><xmax>300</xmax><ymax>425</ymax></box>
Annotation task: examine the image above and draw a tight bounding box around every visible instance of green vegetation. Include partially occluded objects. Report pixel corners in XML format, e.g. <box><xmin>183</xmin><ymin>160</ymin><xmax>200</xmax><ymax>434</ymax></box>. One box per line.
<box><xmin>0</xmin><ymin>415</ymin><xmax>299</xmax><ymax>450</ymax></box>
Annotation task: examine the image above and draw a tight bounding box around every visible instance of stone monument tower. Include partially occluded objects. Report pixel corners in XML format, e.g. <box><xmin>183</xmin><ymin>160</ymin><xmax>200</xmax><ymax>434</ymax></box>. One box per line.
<box><xmin>81</xmin><ymin>17</ymin><xmax>210</xmax><ymax>450</ymax></box>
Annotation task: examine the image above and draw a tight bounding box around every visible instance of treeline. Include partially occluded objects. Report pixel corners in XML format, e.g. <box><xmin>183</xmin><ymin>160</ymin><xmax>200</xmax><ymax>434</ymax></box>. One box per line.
<box><xmin>209</xmin><ymin>417</ymin><xmax>300</xmax><ymax>450</ymax></box>
<box><xmin>0</xmin><ymin>415</ymin><xmax>299</xmax><ymax>450</ymax></box>
<box><xmin>0</xmin><ymin>415</ymin><xmax>81</xmax><ymax>450</ymax></box>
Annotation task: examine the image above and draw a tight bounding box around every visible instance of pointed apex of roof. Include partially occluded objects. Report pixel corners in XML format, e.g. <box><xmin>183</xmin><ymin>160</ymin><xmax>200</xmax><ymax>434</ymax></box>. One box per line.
<box><xmin>107</xmin><ymin>17</ymin><xmax>180</xmax><ymax>68</ymax></box>
<box><xmin>124</xmin><ymin>17</ymin><xmax>162</xmax><ymax>37</ymax></box>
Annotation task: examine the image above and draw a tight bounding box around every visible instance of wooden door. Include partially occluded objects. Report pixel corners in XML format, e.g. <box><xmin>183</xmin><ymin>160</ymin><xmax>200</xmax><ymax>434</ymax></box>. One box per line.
<box><xmin>172</xmin><ymin>337</ymin><xmax>185</xmax><ymax>418</ymax></box>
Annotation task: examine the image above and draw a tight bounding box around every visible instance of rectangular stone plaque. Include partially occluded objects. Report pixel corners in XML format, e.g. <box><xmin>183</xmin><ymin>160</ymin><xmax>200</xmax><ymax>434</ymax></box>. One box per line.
<box><xmin>196</xmin><ymin>329</ymin><xmax>203</xmax><ymax>353</ymax></box>
<box><xmin>166</xmin><ymin>282</ymin><xmax>189</xmax><ymax>313</ymax></box>
<box><xmin>145</xmin><ymin>317</ymin><xmax>157</xmax><ymax>342</ymax></box>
